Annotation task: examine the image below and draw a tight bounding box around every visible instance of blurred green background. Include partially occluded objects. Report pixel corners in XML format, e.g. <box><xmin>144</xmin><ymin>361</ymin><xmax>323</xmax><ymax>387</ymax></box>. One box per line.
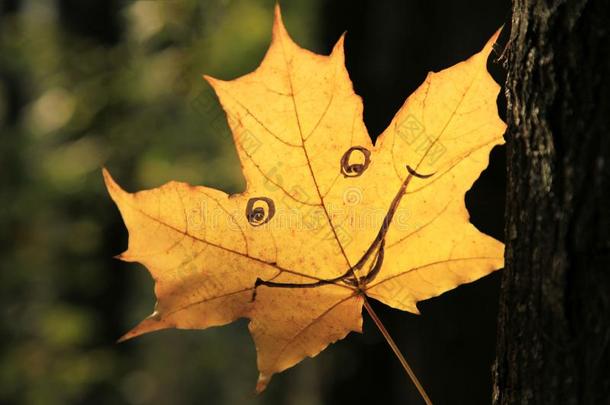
<box><xmin>0</xmin><ymin>1</ymin><xmax>508</xmax><ymax>404</ymax></box>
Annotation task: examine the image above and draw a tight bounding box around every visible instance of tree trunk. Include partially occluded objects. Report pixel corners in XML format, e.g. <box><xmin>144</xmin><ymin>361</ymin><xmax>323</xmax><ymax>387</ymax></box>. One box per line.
<box><xmin>493</xmin><ymin>1</ymin><xmax>610</xmax><ymax>404</ymax></box>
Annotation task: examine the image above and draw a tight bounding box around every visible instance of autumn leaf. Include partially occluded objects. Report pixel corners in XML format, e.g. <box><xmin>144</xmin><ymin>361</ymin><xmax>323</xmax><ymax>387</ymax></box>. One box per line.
<box><xmin>104</xmin><ymin>5</ymin><xmax>505</xmax><ymax>396</ymax></box>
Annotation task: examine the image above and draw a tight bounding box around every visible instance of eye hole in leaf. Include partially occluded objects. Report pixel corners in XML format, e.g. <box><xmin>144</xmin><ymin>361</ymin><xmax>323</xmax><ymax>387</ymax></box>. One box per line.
<box><xmin>246</xmin><ymin>197</ymin><xmax>275</xmax><ymax>226</ymax></box>
<box><xmin>340</xmin><ymin>146</ymin><xmax>371</xmax><ymax>177</ymax></box>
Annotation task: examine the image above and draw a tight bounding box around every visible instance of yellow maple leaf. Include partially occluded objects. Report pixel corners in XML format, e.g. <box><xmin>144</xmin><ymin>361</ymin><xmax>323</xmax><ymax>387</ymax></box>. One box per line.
<box><xmin>104</xmin><ymin>5</ymin><xmax>504</xmax><ymax>395</ymax></box>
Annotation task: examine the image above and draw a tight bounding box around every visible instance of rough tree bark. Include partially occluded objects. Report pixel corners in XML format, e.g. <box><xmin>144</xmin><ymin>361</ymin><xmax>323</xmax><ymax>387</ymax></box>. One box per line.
<box><xmin>493</xmin><ymin>0</ymin><xmax>609</xmax><ymax>404</ymax></box>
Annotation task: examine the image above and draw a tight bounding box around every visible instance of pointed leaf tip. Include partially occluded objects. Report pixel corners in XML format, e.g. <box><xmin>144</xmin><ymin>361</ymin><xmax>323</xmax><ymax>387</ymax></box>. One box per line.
<box><xmin>256</xmin><ymin>373</ymin><xmax>271</xmax><ymax>394</ymax></box>
<box><xmin>271</xmin><ymin>2</ymin><xmax>295</xmax><ymax>47</ymax></box>
<box><xmin>331</xmin><ymin>32</ymin><xmax>347</xmax><ymax>57</ymax></box>
<box><xmin>273</xmin><ymin>3</ymin><xmax>282</xmax><ymax>25</ymax></box>
<box><xmin>202</xmin><ymin>74</ymin><xmax>218</xmax><ymax>86</ymax></box>
<box><xmin>102</xmin><ymin>168</ymin><xmax>120</xmax><ymax>193</ymax></box>
<box><xmin>101</xmin><ymin>167</ymin><xmax>112</xmax><ymax>185</ymax></box>
<box><xmin>483</xmin><ymin>27</ymin><xmax>503</xmax><ymax>58</ymax></box>
<box><xmin>118</xmin><ymin>313</ymin><xmax>165</xmax><ymax>344</ymax></box>
<box><xmin>116</xmin><ymin>332</ymin><xmax>132</xmax><ymax>344</ymax></box>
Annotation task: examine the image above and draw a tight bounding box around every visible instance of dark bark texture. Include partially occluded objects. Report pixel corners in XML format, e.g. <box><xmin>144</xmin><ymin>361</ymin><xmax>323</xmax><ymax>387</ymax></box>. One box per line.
<box><xmin>494</xmin><ymin>0</ymin><xmax>610</xmax><ymax>404</ymax></box>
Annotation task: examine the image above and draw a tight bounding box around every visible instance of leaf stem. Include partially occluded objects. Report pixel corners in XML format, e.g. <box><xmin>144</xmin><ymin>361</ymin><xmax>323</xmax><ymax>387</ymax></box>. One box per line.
<box><xmin>362</xmin><ymin>296</ymin><xmax>433</xmax><ymax>405</ymax></box>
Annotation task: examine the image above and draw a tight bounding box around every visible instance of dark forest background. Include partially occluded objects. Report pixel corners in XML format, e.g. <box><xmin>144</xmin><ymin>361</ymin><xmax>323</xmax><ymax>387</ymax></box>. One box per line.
<box><xmin>0</xmin><ymin>1</ymin><xmax>509</xmax><ymax>404</ymax></box>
